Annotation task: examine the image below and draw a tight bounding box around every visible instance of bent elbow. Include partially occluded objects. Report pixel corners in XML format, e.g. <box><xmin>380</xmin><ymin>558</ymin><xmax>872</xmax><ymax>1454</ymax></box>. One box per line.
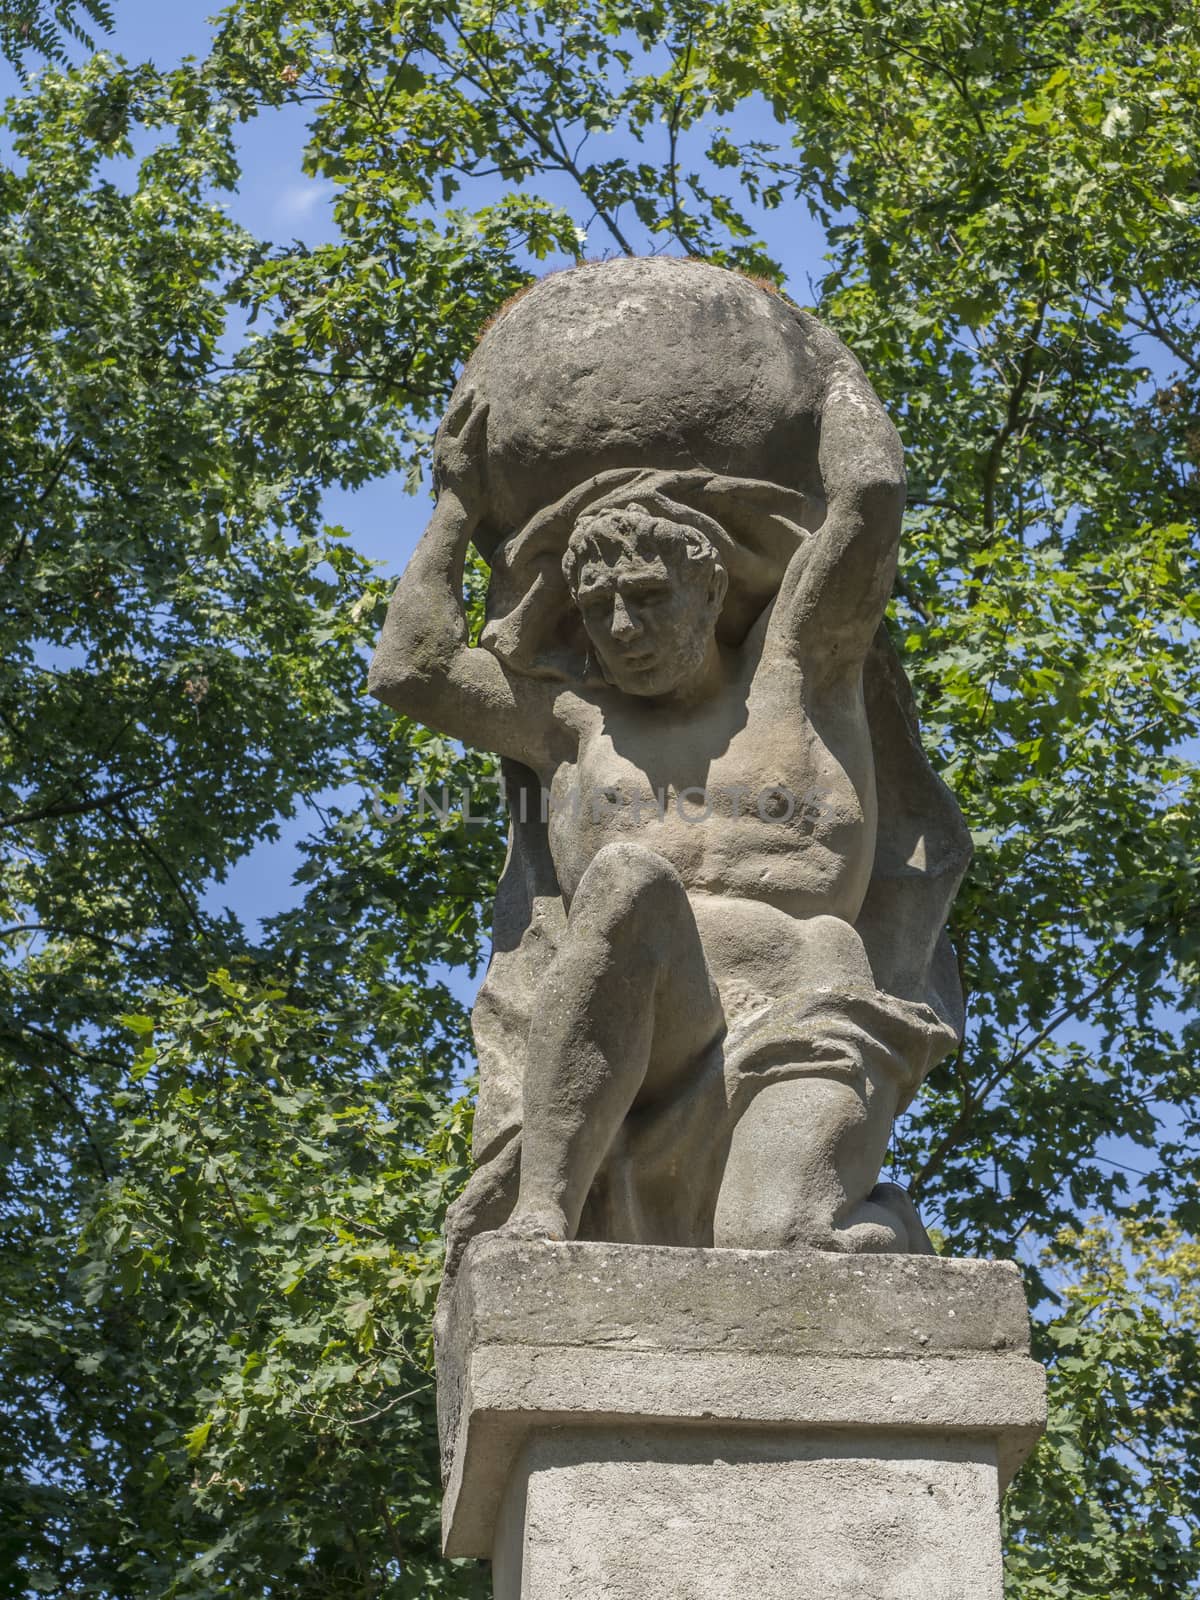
<box><xmin>854</xmin><ymin>419</ymin><xmax>906</xmax><ymax>515</ymax></box>
<box><xmin>367</xmin><ymin>645</ymin><xmax>426</xmax><ymax>714</ymax></box>
<box><xmin>824</xmin><ymin>472</ymin><xmax>904</xmax><ymax>544</ymax></box>
<box><xmin>860</xmin><ymin>470</ymin><xmax>906</xmax><ymax>523</ymax></box>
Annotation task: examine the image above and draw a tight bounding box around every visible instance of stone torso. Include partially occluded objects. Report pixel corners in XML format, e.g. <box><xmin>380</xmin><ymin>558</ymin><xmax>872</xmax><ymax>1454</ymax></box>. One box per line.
<box><xmin>541</xmin><ymin>634</ymin><xmax>877</xmax><ymax>929</ymax></box>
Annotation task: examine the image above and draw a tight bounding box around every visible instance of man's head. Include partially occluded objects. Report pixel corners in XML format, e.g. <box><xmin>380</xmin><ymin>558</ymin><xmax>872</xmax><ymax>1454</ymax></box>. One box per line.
<box><xmin>563</xmin><ymin>506</ymin><xmax>728</xmax><ymax>697</ymax></box>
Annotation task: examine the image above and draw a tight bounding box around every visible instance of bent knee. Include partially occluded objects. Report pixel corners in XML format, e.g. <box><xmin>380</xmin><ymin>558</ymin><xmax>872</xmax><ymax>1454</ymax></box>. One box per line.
<box><xmin>570</xmin><ymin>841</ymin><xmax>686</xmax><ymax>932</ymax></box>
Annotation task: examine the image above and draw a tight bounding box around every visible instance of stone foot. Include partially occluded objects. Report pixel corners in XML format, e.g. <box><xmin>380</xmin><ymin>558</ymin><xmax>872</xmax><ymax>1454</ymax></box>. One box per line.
<box><xmin>787</xmin><ymin>1184</ymin><xmax>935</xmax><ymax>1256</ymax></box>
<box><xmin>495</xmin><ymin>1206</ymin><xmax>569</xmax><ymax>1243</ymax></box>
<box><xmin>868</xmin><ymin>1180</ymin><xmax>936</xmax><ymax>1254</ymax></box>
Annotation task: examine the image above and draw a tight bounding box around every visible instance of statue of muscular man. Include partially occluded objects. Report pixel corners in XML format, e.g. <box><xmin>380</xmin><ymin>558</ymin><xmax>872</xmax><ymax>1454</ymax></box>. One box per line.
<box><xmin>370</xmin><ymin>260</ymin><xmax>965</xmax><ymax>1259</ymax></box>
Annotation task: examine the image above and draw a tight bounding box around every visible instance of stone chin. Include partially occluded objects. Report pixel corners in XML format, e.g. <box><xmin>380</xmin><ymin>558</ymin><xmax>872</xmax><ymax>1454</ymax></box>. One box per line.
<box><xmin>611</xmin><ymin>666</ymin><xmax>680</xmax><ymax>699</ymax></box>
<box><xmin>594</xmin><ymin>645</ymin><xmax>705</xmax><ymax>700</ymax></box>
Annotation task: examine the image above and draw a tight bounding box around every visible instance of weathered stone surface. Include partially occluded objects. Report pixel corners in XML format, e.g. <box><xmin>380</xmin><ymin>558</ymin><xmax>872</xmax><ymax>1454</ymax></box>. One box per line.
<box><xmin>374</xmin><ymin>257</ymin><xmax>1044</xmax><ymax>1595</ymax></box>
<box><xmin>449</xmin><ymin>258</ymin><xmax>832</xmax><ymax>544</ymax></box>
<box><xmin>493</xmin><ymin>1432</ymin><xmax>1007</xmax><ymax>1600</ymax></box>
<box><xmin>369</xmin><ymin>257</ymin><xmax>973</xmax><ymax>1264</ymax></box>
<box><xmin>440</xmin><ymin>1235</ymin><xmax>1034</xmax><ymax>1364</ymax></box>
<box><xmin>437</xmin><ymin>1238</ymin><xmax>1047</xmax><ymax>1566</ymax></box>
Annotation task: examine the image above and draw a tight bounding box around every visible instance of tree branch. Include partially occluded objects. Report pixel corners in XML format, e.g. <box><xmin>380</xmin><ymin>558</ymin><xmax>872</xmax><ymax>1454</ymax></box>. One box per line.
<box><xmin>1</xmin><ymin>1028</ymin><xmax>113</xmax><ymax>1180</ymax></box>
<box><xmin>912</xmin><ymin>950</ymin><xmax>1137</xmax><ymax>1195</ymax></box>
<box><xmin>5</xmin><ymin>430</ymin><xmax>80</xmax><ymax>564</ymax></box>
<box><xmin>113</xmin><ymin>803</ymin><xmax>207</xmax><ymax>939</ymax></box>
<box><xmin>980</xmin><ymin>301</ymin><xmax>1046</xmax><ymax>538</ymax></box>
<box><xmin>1128</xmin><ymin>293</ymin><xmax>1199</xmax><ymax>376</ymax></box>
<box><xmin>1</xmin><ymin>777</ymin><xmax>166</xmax><ymax>831</ymax></box>
<box><xmin>665</xmin><ymin>32</ymin><xmax>700</xmax><ymax>257</ymax></box>
<box><xmin>438</xmin><ymin>22</ymin><xmax>635</xmax><ymax>255</ymax></box>
<box><xmin>0</xmin><ymin>922</ymin><xmax>141</xmax><ymax>957</ymax></box>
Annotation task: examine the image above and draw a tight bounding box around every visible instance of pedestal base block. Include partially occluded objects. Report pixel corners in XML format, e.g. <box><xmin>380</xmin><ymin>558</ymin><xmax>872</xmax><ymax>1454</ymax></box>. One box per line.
<box><xmin>436</xmin><ymin>1240</ymin><xmax>1046</xmax><ymax>1600</ymax></box>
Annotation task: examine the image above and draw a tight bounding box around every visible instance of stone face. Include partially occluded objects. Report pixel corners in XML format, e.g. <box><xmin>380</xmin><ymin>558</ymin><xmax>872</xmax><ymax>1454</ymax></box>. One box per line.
<box><xmin>369</xmin><ymin>257</ymin><xmax>972</xmax><ymax>1264</ymax></box>
<box><xmin>439</xmin><ymin>1238</ymin><xmax>1046</xmax><ymax>1594</ymax></box>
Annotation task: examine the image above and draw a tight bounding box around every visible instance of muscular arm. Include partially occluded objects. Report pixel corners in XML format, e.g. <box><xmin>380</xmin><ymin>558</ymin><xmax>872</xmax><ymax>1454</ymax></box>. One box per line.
<box><xmin>767</xmin><ymin>354</ymin><xmax>904</xmax><ymax>678</ymax></box>
<box><xmin>367</xmin><ymin>407</ymin><xmax>559</xmax><ymax>768</ymax></box>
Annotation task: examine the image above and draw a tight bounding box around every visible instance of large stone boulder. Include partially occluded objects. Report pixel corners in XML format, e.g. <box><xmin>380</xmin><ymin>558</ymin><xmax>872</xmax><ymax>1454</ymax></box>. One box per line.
<box><xmin>441</xmin><ymin>256</ymin><xmax>838</xmax><ymax>550</ymax></box>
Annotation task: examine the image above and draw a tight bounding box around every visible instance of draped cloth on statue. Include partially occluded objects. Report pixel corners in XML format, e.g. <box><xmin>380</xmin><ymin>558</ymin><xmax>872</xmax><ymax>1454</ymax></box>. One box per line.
<box><xmin>453</xmin><ymin>465</ymin><xmax>971</xmax><ymax>1251</ymax></box>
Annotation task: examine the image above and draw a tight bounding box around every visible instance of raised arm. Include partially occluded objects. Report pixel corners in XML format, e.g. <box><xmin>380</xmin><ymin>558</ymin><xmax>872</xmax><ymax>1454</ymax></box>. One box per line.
<box><xmin>766</xmin><ymin>353</ymin><xmax>904</xmax><ymax>677</ymax></box>
<box><xmin>367</xmin><ymin>393</ymin><xmax>558</xmax><ymax>768</ymax></box>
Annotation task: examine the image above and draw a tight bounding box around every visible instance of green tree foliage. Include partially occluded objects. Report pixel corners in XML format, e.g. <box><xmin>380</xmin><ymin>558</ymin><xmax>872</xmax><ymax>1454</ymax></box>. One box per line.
<box><xmin>1007</xmin><ymin>1222</ymin><xmax>1200</xmax><ymax>1597</ymax></box>
<box><xmin>0</xmin><ymin>0</ymin><xmax>113</xmax><ymax>76</ymax></box>
<box><xmin>0</xmin><ymin>53</ymin><xmax>499</xmax><ymax>1596</ymax></box>
<box><xmin>1</xmin><ymin>2</ymin><xmax>1197</xmax><ymax>1595</ymax></box>
<box><xmin>732</xmin><ymin>0</ymin><xmax>1200</xmax><ymax>1252</ymax></box>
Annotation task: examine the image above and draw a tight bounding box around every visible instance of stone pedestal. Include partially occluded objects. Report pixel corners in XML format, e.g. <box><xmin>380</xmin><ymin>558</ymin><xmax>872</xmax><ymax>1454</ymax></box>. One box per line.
<box><xmin>436</xmin><ymin>1239</ymin><xmax>1046</xmax><ymax>1600</ymax></box>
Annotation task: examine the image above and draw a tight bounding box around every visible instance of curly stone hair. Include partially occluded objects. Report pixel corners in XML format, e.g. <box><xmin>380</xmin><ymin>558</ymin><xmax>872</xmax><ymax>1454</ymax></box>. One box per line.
<box><xmin>562</xmin><ymin>505</ymin><xmax>724</xmax><ymax>595</ymax></box>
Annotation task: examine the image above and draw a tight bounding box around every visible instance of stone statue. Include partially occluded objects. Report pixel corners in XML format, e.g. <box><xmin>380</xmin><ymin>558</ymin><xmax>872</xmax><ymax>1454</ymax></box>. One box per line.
<box><xmin>369</xmin><ymin>258</ymin><xmax>971</xmax><ymax>1269</ymax></box>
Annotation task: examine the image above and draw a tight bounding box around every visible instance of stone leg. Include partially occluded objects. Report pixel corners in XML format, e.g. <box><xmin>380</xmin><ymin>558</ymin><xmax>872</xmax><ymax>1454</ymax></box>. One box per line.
<box><xmin>713</xmin><ymin>1069</ymin><xmax>908</xmax><ymax>1252</ymax></box>
<box><xmin>509</xmin><ymin>840</ymin><xmax>722</xmax><ymax>1241</ymax></box>
<box><xmin>442</xmin><ymin>1133</ymin><xmax>521</xmax><ymax>1281</ymax></box>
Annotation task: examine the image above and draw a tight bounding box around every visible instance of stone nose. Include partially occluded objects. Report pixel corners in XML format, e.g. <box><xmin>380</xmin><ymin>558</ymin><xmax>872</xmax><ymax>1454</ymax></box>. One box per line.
<box><xmin>610</xmin><ymin>594</ymin><xmax>642</xmax><ymax>640</ymax></box>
